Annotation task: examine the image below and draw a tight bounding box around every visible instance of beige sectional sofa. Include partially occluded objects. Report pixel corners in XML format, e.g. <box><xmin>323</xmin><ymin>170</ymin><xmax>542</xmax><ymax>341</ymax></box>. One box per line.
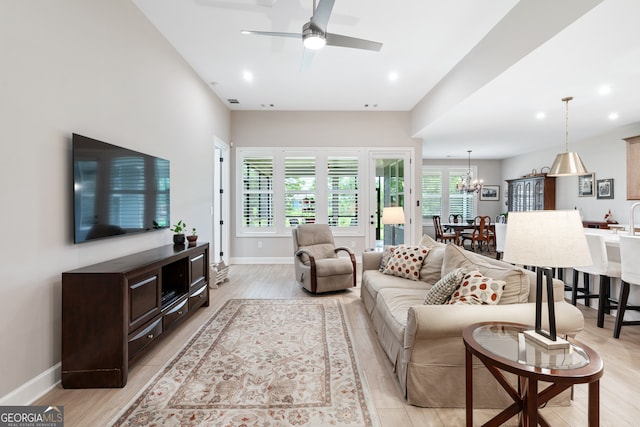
<box><xmin>361</xmin><ymin>239</ymin><xmax>585</xmax><ymax>408</ymax></box>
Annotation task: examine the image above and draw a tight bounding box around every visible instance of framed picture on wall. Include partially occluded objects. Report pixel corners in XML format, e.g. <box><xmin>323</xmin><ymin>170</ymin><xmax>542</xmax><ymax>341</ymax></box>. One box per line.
<box><xmin>578</xmin><ymin>173</ymin><xmax>595</xmax><ymax>197</ymax></box>
<box><xmin>479</xmin><ymin>185</ymin><xmax>500</xmax><ymax>201</ymax></box>
<box><xmin>597</xmin><ymin>178</ymin><xmax>614</xmax><ymax>199</ymax></box>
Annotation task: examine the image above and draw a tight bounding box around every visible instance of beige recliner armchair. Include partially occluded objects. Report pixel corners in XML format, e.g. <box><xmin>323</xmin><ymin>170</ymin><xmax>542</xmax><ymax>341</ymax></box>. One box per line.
<box><xmin>292</xmin><ymin>223</ymin><xmax>356</xmax><ymax>293</ymax></box>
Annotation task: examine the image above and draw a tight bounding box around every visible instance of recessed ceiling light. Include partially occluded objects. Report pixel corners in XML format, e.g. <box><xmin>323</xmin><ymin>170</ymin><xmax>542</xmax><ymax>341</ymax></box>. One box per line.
<box><xmin>598</xmin><ymin>85</ymin><xmax>612</xmax><ymax>95</ymax></box>
<box><xmin>608</xmin><ymin>112</ymin><xmax>619</xmax><ymax>120</ymax></box>
<box><xmin>388</xmin><ymin>71</ymin><xmax>398</xmax><ymax>82</ymax></box>
<box><xmin>536</xmin><ymin>112</ymin><xmax>546</xmax><ymax>120</ymax></box>
<box><xmin>243</xmin><ymin>70</ymin><xmax>254</xmax><ymax>83</ymax></box>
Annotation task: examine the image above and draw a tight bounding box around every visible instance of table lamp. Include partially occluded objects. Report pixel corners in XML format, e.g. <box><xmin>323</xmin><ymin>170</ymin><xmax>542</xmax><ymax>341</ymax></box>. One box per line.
<box><xmin>503</xmin><ymin>210</ymin><xmax>591</xmax><ymax>349</ymax></box>
<box><xmin>381</xmin><ymin>206</ymin><xmax>405</xmax><ymax>245</ymax></box>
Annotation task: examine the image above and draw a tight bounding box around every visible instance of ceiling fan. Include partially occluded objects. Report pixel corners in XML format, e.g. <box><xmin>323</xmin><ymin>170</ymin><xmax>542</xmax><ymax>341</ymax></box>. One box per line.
<box><xmin>241</xmin><ymin>0</ymin><xmax>382</xmax><ymax>68</ymax></box>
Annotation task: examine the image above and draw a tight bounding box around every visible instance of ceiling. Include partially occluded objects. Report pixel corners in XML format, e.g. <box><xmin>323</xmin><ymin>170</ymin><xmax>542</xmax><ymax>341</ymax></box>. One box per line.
<box><xmin>132</xmin><ymin>0</ymin><xmax>640</xmax><ymax>160</ymax></box>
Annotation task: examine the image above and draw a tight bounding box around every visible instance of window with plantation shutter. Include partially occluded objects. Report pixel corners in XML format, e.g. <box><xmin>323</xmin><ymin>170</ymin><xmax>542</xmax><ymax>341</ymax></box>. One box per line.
<box><xmin>422</xmin><ymin>166</ymin><xmax>475</xmax><ymax>221</ymax></box>
<box><xmin>242</xmin><ymin>156</ymin><xmax>274</xmax><ymax>228</ymax></box>
<box><xmin>284</xmin><ymin>156</ymin><xmax>316</xmax><ymax>226</ymax></box>
<box><xmin>448</xmin><ymin>167</ymin><xmax>476</xmax><ymax>219</ymax></box>
<box><xmin>327</xmin><ymin>156</ymin><xmax>358</xmax><ymax>227</ymax></box>
<box><xmin>422</xmin><ymin>169</ymin><xmax>442</xmax><ymax>218</ymax></box>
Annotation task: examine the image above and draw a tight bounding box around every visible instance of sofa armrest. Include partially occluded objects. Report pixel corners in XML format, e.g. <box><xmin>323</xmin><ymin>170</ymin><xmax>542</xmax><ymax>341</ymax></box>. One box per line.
<box><xmin>405</xmin><ymin>301</ymin><xmax>584</xmax><ymax>346</ymax></box>
<box><xmin>362</xmin><ymin>251</ymin><xmax>383</xmax><ymax>271</ymax></box>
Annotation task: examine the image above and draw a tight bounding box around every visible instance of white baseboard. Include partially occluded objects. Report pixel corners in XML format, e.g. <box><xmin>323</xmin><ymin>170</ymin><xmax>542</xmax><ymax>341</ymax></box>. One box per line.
<box><xmin>230</xmin><ymin>257</ymin><xmax>292</xmax><ymax>264</ymax></box>
<box><xmin>0</xmin><ymin>363</ymin><xmax>61</xmax><ymax>405</ymax></box>
<box><xmin>230</xmin><ymin>256</ymin><xmax>363</xmax><ymax>265</ymax></box>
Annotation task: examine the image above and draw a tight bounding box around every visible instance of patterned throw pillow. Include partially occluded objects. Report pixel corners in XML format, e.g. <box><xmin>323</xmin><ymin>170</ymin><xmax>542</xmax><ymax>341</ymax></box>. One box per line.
<box><xmin>424</xmin><ymin>267</ymin><xmax>466</xmax><ymax>305</ymax></box>
<box><xmin>382</xmin><ymin>245</ymin><xmax>430</xmax><ymax>281</ymax></box>
<box><xmin>379</xmin><ymin>246</ymin><xmax>397</xmax><ymax>271</ymax></box>
<box><xmin>446</xmin><ymin>270</ymin><xmax>506</xmax><ymax>305</ymax></box>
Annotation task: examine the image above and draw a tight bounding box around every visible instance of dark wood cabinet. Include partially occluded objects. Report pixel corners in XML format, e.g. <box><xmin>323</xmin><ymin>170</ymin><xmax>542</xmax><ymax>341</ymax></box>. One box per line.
<box><xmin>62</xmin><ymin>242</ymin><xmax>209</xmax><ymax>388</ymax></box>
<box><xmin>506</xmin><ymin>176</ymin><xmax>555</xmax><ymax>212</ymax></box>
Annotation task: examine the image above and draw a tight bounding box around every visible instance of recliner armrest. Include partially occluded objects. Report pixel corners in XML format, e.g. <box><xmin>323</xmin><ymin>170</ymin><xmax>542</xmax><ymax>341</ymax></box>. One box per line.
<box><xmin>295</xmin><ymin>248</ymin><xmax>315</xmax><ymax>265</ymax></box>
<box><xmin>334</xmin><ymin>246</ymin><xmax>355</xmax><ymax>256</ymax></box>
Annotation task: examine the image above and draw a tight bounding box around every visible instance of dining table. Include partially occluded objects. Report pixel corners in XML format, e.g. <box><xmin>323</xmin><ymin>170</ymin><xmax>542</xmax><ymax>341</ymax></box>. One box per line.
<box><xmin>441</xmin><ymin>222</ymin><xmax>474</xmax><ymax>245</ymax></box>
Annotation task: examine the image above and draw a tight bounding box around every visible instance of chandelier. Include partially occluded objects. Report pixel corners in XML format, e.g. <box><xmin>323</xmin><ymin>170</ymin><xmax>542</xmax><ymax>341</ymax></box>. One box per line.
<box><xmin>457</xmin><ymin>150</ymin><xmax>482</xmax><ymax>193</ymax></box>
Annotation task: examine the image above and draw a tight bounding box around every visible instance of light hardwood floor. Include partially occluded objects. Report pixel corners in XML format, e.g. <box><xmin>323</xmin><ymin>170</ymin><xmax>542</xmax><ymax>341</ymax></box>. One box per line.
<box><xmin>37</xmin><ymin>264</ymin><xmax>640</xmax><ymax>426</ymax></box>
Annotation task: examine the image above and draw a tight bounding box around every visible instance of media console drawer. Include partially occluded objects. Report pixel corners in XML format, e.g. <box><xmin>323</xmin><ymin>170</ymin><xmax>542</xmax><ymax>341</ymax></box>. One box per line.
<box><xmin>163</xmin><ymin>296</ymin><xmax>189</xmax><ymax>330</ymax></box>
<box><xmin>62</xmin><ymin>242</ymin><xmax>210</xmax><ymax>388</ymax></box>
<box><xmin>128</xmin><ymin>317</ymin><xmax>163</xmax><ymax>358</ymax></box>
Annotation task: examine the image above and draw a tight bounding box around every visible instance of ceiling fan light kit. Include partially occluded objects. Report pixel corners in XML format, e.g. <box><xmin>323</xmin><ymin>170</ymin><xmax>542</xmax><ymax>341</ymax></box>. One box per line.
<box><xmin>302</xmin><ymin>22</ymin><xmax>326</xmax><ymax>50</ymax></box>
<box><xmin>242</xmin><ymin>0</ymin><xmax>382</xmax><ymax>67</ymax></box>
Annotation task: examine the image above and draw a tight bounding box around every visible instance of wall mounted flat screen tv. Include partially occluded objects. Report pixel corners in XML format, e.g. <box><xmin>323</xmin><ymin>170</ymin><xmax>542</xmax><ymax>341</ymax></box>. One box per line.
<box><xmin>73</xmin><ymin>133</ymin><xmax>170</xmax><ymax>243</ymax></box>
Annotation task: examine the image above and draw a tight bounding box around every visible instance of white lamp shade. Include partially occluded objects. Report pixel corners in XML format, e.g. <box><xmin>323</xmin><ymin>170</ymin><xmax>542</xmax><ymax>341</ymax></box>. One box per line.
<box><xmin>381</xmin><ymin>206</ymin><xmax>405</xmax><ymax>225</ymax></box>
<box><xmin>503</xmin><ymin>210</ymin><xmax>591</xmax><ymax>268</ymax></box>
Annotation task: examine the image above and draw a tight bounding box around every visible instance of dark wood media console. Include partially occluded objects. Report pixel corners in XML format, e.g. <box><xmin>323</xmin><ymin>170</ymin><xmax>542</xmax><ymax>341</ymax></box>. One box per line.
<box><xmin>61</xmin><ymin>242</ymin><xmax>210</xmax><ymax>388</ymax></box>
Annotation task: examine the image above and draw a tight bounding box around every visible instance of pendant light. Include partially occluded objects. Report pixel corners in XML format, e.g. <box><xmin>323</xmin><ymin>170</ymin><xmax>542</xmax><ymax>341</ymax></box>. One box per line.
<box><xmin>548</xmin><ymin>96</ymin><xmax>588</xmax><ymax>176</ymax></box>
<box><xmin>456</xmin><ymin>150</ymin><xmax>482</xmax><ymax>193</ymax></box>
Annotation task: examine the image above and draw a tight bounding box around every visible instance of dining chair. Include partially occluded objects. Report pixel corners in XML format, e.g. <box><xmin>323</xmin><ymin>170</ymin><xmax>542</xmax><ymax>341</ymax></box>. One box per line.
<box><xmin>613</xmin><ymin>234</ymin><xmax>640</xmax><ymax>338</ymax></box>
<box><xmin>448</xmin><ymin>214</ymin><xmax>462</xmax><ymax>224</ymax></box>
<box><xmin>460</xmin><ymin>216</ymin><xmax>492</xmax><ymax>251</ymax></box>
<box><xmin>433</xmin><ymin>215</ymin><xmax>457</xmax><ymax>244</ymax></box>
<box><xmin>571</xmin><ymin>234</ymin><xmax>621</xmax><ymax>328</ymax></box>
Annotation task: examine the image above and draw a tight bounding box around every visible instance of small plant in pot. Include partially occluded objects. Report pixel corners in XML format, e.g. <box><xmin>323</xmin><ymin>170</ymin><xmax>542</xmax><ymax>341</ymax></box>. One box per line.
<box><xmin>170</xmin><ymin>220</ymin><xmax>187</xmax><ymax>245</ymax></box>
<box><xmin>187</xmin><ymin>227</ymin><xmax>198</xmax><ymax>246</ymax></box>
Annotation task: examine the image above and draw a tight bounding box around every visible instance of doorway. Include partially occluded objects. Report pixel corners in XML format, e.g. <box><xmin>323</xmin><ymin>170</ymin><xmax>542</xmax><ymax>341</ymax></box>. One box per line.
<box><xmin>213</xmin><ymin>137</ymin><xmax>230</xmax><ymax>263</ymax></box>
<box><xmin>368</xmin><ymin>150</ymin><xmax>413</xmax><ymax>248</ymax></box>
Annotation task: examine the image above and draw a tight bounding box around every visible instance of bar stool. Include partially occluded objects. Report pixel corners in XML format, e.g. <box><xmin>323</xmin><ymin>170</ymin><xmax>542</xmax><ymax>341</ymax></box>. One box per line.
<box><xmin>571</xmin><ymin>234</ymin><xmax>621</xmax><ymax>328</ymax></box>
<box><xmin>613</xmin><ymin>235</ymin><xmax>640</xmax><ymax>338</ymax></box>
<box><xmin>494</xmin><ymin>223</ymin><xmax>507</xmax><ymax>260</ymax></box>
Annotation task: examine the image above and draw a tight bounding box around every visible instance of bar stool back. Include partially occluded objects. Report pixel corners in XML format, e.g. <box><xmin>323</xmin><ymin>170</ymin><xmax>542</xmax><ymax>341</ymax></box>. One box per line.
<box><xmin>614</xmin><ymin>235</ymin><xmax>640</xmax><ymax>338</ymax></box>
<box><xmin>571</xmin><ymin>234</ymin><xmax>621</xmax><ymax>328</ymax></box>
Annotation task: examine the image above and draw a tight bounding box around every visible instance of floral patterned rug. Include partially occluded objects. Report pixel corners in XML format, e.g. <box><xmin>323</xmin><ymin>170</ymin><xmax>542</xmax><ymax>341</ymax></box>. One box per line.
<box><xmin>112</xmin><ymin>299</ymin><xmax>377</xmax><ymax>426</ymax></box>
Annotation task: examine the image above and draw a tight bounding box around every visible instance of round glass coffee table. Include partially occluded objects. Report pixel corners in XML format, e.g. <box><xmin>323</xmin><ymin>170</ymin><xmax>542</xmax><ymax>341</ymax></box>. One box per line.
<box><xmin>463</xmin><ymin>322</ymin><xmax>604</xmax><ymax>426</ymax></box>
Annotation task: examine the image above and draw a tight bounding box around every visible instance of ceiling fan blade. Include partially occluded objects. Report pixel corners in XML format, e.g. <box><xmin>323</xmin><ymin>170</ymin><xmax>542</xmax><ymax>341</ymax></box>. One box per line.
<box><xmin>241</xmin><ymin>30</ymin><xmax>301</xmax><ymax>39</ymax></box>
<box><xmin>310</xmin><ymin>0</ymin><xmax>335</xmax><ymax>32</ymax></box>
<box><xmin>300</xmin><ymin>47</ymin><xmax>315</xmax><ymax>71</ymax></box>
<box><xmin>325</xmin><ymin>33</ymin><xmax>382</xmax><ymax>51</ymax></box>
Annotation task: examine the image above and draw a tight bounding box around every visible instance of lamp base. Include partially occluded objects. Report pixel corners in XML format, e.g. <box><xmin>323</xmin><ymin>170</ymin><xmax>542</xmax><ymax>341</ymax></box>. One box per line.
<box><xmin>524</xmin><ymin>329</ymin><xmax>570</xmax><ymax>350</ymax></box>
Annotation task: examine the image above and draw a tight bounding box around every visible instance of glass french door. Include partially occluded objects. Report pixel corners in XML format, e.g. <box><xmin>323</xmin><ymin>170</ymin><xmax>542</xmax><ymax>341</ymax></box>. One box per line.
<box><xmin>368</xmin><ymin>151</ymin><xmax>413</xmax><ymax>248</ymax></box>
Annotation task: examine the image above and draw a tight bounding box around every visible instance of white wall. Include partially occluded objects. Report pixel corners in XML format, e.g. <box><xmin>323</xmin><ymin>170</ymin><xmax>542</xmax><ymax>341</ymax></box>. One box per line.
<box><xmin>0</xmin><ymin>0</ymin><xmax>230</xmax><ymax>403</ymax></box>
<box><xmin>503</xmin><ymin>121</ymin><xmax>640</xmax><ymax>223</ymax></box>
<box><xmin>230</xmin><ymin>111</ymin><xmax>422</xmax><ymax>262</ymax></box>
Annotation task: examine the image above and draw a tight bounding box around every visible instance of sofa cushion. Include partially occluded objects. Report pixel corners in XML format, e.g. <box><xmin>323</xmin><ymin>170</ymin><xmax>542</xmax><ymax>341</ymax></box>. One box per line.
<box><xmin>446</xmin><ymin>270</ymin><xmax>505</xmax><ymax>305</ymax></box>
<box><xmin>361</xmin><ymin>270</ymin><xmax>430</xmax><ymax>315</ymax></box>
<box><xmin>418</xmin><ymin>244</ymin><xmax>446</xmax><ymax>285</ymax></box>
<box><xmin>424</xmin><ymin>267</ymin><xmax>467</xmax><ymax>305</ymax></box>
<box><xmin>383</xmin><ymin>245</ymin><xmax>430</xmax><ymax>281</ymax></box>
<box><xmin>441</xmin><ymin>244</ymin><xmax>529</xmax><ymax>304</ymax></box>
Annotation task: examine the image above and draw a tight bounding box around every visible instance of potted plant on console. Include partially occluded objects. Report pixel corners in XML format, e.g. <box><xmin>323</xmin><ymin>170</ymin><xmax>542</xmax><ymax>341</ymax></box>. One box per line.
<box><xmin>171</xmin><ymin>220</ymin><xmax>187</xmax><ymax>245</ymax></box>
<box><xmin>187</xmin><ymin>227</ymin><xmax>198</xmax><ymax>246</ymax></box>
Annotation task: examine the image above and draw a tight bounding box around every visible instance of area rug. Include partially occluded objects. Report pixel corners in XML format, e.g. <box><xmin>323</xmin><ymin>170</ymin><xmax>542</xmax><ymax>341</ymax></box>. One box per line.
<box><xmin>111</xmin><ymin>299</ymin><xmax>377</xmax><ymax>427</ymax></box>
